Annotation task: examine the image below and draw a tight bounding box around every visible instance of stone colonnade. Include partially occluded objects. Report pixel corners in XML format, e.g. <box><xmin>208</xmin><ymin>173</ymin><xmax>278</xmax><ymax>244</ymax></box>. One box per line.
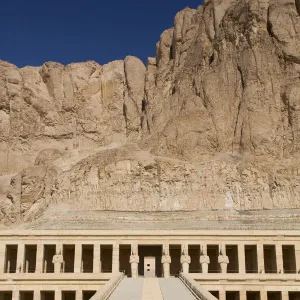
<box><xmin>2</xmin><ymin>241</ymin><xmax>299</xmax><ymax>276</ymax></box>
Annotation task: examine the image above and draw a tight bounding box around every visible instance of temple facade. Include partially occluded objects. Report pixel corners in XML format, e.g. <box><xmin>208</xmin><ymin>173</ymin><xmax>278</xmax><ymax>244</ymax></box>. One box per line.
<box><xmin>0</xmin><ymin>229</ymin><xmax>300</xmax><ymax>300</ymax></box>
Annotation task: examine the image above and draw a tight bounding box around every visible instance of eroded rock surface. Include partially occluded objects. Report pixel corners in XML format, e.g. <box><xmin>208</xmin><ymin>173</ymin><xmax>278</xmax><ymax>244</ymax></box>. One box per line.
<box><xmin>2</xmin><ymin>0</ymin><xmax>300</xmax><ymax>225</ymax></box>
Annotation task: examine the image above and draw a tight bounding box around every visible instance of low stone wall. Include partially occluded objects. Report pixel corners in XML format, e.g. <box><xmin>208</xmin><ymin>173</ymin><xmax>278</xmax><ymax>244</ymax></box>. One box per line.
<box><xmin>90</xmin><ymin>272</ymin><xmax>124</xmax><ymax>300</ymax></box>
<box><xmin>180</xmin><ymin>273</ymin><xmax>218</xmax><ymax>300</ymax></box>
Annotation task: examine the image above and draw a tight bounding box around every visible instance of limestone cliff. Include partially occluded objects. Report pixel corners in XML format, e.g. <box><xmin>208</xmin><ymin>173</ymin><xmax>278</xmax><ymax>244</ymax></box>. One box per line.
<box><xmin>2</xmin><ymin>0</ymin><xmax>300</xmax><ymax>225</ymax></box>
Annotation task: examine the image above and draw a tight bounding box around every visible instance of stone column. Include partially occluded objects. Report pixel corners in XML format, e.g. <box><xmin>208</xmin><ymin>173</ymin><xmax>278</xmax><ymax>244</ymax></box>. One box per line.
<box><xmin>199</xmin><ymin>244</ymin><xmax>210</xmax><ymax>274</ymax></box>
<box><xmin>295</xmin><ymin>242</ymin><xmax>300</xmax><ymax>273</ymax></box>
<box><xmin>93</xmin><ymin>244</ymin><xmax>101</xmax><ymax>273</ymax></box>
<box><xmin>238</xmin><ymin>244</ymin><xmax>245</xmax><ymax>274</ymax></box>
<box><xmin>276</xmin><ymin>244</ymin><xmax>284</xmax><ymax>273</ymax></box>
<box><xmin>180</xmin><ymin>244</ymin><xmax>191</xmax><ymax>274</ymax></box>
<box><xmin>257</xmin><ymin>243</ymin><xmax>265</xmax><ymax>274</ymax></box>
<box><xmin>35</xmin><ymin>244</ymin><xmax>44</xmax><ymax>273</ymax></box>
<box><xmin>55</xmin><ymin>290</ymin><xmax>61</xmax><ymax>300</ymax></box>
<box><xmin>12</xmin><ymin>290</ymin><xmax>19</xmax><ymax>300</ymax></box>
<box><xmin>161</xmin><ymin>244</ymin><xmax>171</xmax><ymax>278</ymax></box>
<box><xmin>282</xmin><ymin>291</ymin><xmax>289</xmax><ymax>300</ymax></box>
<box><xmin>0</xmin><ymin>243</ymin><xmax>5</xmax><ymax>273</ymax></box>
<box><xmin>74</xmin><ymin>244</ymin><xmax>82</xmax><ymax>273</ymax></box>
<box><xmin>76</xmin><ymin>290</ymin><xmax>82</xmax><ymax>300</ymax></box>
<box><xmin>240</xmin><ymin>290</ymin><xmax>246</xmax><ymax>300</ymax></box>
<box><xmin>53</xmin><ymin>244</ymin><xmax>63</xmax><ymax>274</ymax></box>
<box><xmin>112</xmin><ymin>243</ymin><xmax>120</xmax><ymax>274</ymax></box>
<box><xmin>16</xmin><ymin>243</ymin><xmax>25</xmax><ymax>273</ymax></box>
<box><xmin>219</xmin><ymin>289</ymin><xmax>226</xmax><ymax>300</ymax></box>
<box><xmin>34</xmin><ymin>290</ymin><xmax>40</xmax><ymax>300</ymax></box>
<box><xmin>130</xmin><ymin>244</ymin><xmax>139</xmax><ymax>278</ymax></box>
<box><xmin>218</xmin><ymin>244</ymin><xmax>229</xmax><ymax>274</ymax></box>
<box><xmin>261</xmin><ymin>290</ymin><xmax>267</xmax><ymax>300</ymax></box>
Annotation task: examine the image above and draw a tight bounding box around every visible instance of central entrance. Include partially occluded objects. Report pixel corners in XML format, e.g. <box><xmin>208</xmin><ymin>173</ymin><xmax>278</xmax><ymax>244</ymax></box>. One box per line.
<box><xmin>138</xmin><ymin>245</ymin><xmax>162</xmax><ymax>277</ymax></box>
<box><xmin>144</xmin><ymin>256</ymin><xmax>156</xmax><ymax>277</ymax></box>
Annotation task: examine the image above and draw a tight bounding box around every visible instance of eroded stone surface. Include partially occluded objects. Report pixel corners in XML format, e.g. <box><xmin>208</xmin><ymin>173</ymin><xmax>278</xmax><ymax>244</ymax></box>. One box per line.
<box><xmin>2</xmin><ymin>0</ymin><xmax>300</xmax><ymax>225</ymax></box>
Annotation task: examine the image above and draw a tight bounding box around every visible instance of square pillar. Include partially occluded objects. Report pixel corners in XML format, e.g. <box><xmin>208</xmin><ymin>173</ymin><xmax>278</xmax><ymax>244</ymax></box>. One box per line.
<box><xmin>276</xmin><ymin>244</ymin><xmax>284</xmax><ymax>274</ymax></box>
<box><xmin>112</xmin><ymin>243</ymin><xmax>120</xmax><ymax>274</ymax></box>
<box><xmin>12</xmin><ymin>290</ymin><xmax>19</xmax><ymax>300</ymax></box>
<box><xmin>295</xmin><ymin>242</ymin><xmax>300</xmax><ymax>273</ymax></box>
<box><xmin>16</xmin><ymin>243</ymin><xmax>25</xmax><ymax>273</ymax></box>
<box><xmin>34</xmin><ymin>290</ymin><xmax>40</xmax><ymax>300</ymax></box>
<box><xmin>76</xmin><ymin>290</ymin><xmax>82</xmax><ymax>300</ymax></box>
<box><xmin>282</xmin><ymin>291</ymin><xmax>289</xmax><ymax>300</ymax></box>
<box><xmin>257</xmin><ymin>243</ymin><xmax>265</xmax><ymax>273</ymax></box>
<box><xmin>240</xmin><ymin>290</ymin><xmax>246</xmax><ymax>300</ymax></box>
<box><xmin>93</xmin><ymin>244</ymin><xmax>101</xmax><ymax>273</ymax></box>
<box><xmin>238</xmin><ymin>244</ymin><xmax>245</xmax><ymax>274</ymax></box>
<box><xmin>219</xmin><ymin>289</ymin><xmax>226</xmax><ymax>300</ymax></box>
<box><xmin>261</xmin><ymin>290</ymin><xmax>267</xmax><ymax>300</ymax></box>
<box><xmin>0</xmin><ymin>243</ymin><xmax>5</xmax><ymax>273</ymax></box>
<box><xmin>55</xmin><ymin>290</ymin><xmax>61</xmax><ymax>300</ymax></box>
<box><xmin>74</xmin><ymin>244</ymin><xmax>82</xmax><ymax>273</ymax></box>
<box><xmin>35</xmin><ymin>244</ymin><xmax>43</xmax><ymax>273</ymax></box>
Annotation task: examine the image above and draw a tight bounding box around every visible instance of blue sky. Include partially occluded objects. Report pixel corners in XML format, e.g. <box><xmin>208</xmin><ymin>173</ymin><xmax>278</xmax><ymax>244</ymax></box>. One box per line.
<box><xmin>0</xmin><ymin>0</ymin><xmax>203</xmax><ymax>67</ymax></box>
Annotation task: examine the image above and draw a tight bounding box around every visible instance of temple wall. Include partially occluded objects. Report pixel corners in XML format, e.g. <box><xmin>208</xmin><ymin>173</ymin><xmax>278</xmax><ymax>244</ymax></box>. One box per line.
<box><xmin>0</xmin><ymin>230</ymin><xmax>300</xmax><ymax>300</ymax></box>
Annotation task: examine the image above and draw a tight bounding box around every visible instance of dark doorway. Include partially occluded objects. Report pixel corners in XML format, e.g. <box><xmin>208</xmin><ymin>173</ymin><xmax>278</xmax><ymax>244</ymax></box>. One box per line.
<box><xmin>101</xmin><ymin>245</ymin><xmax>112</xmax><ymax>273</ymax></box>
<box><xmin>43</xmin><ymin>245</ymin><xmax>55</xmax><ymax>273</ymax></box>
<box><xmin>289</xmin><ymin>292</ymin><xmax>300</xmax><ymax>300</ymax></box>
<box><xmin>20</xmin><ymin>292</ymin><xmax>33</xmax><ymax>300</ymax></box>
<box><xmin>207</xmin><ymin>245</ymin><xmax>219</xmax><ymax>273</ymax></box>
<box><xmin>264</xmin><ymin>245</ymin><xmax>277</xmax><ymax>273</ymax></box>
<box><xmin>210</xmin><ymin>291</ymin><xmax>219</xmax><ymax>299</ymax></box>
<box><xmin>41</xmin><ymin>291</ymin><xmax>55</xmax><ymax>300</ymax></box>
<box><xmin>226</xmin><ymin>291</ymin><xmax>240</xmax><ymax>300</ymax></box>
<box><xmin>82</xmin><ymin>245</ymin><xmax>93</xmax><ymax>273</ymax></box>
<box><xmin>247</xmin><ymin>291</ymin><xmax>260</xmax><ymax>300</ymax></box>
<box><xmin>267</xmin><ymin>292</ymin><xmax>281</xmax><ymax>300</ymax></box>
<box><xmin>0</xmin><ymin>292</ymin><xmax>12</xmax><ymax>300</ymax></box>
<box><xmin>120</xmin><ymin>245</ymin><xmax>131</xmax><ymax>276</ymax></box>
<box><xmin>245</xmin><ymin>245</ymin><xmax>258</xmax><ymax>273</ymax></box>
<box><xmin>138</xmin><ymin>245</ymin><xmax>162</xmax><ymax>277</ymax></box>
<box><xmin>5</xmin><ymin>245</ymin><xmax>18</xmax><ymax>273</ymax></box>
<box><xmin>170</xmin><ymin>245</ymin><xmax>181</xmax><ymax>277</ymax></box>
<box><xmin>226</xmin><ymin>245</ymin><xmax>239</xmax><ymax>273</ymax></box>
<box><xmin>282</xmin><ymin>245</ymin><xmax>296</xmax><ymax>274</ymax></box>
<box><xmin>62</xmin><ymin>292</ymin><xmax>75</xmax><ymax>300</ymax></box>
<box><xmin>24</xmin><ymin>245</ymin><xmax>37</xmax><ymax>273</ymax></box>
<box><xmin>63</xmin><ymin>245</ymin><xmax>75</xmax><ymax>273</ymax></box>
<box><xmin>188</xmin><ymin>245</ymin><xmax>200</xmax><ymax>273</ymax></box>
<box><xmin>82</xmin><ymin>291</ymin><xmax>96</xmax><ymax>300</ymax></box>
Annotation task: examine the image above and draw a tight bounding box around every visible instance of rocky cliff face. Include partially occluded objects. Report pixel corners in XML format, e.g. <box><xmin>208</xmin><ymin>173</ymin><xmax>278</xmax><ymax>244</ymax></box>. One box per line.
<box><xmin>1</xmin><ymin>0</ymin><xmax>300</xmax><ymax>226</ymax></box>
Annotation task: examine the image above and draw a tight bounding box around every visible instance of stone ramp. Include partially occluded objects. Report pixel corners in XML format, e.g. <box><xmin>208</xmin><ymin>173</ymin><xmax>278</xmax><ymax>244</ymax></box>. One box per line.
<box><xmin>108</xmin><ymin>277</ymin><xmax>196</xmax><ymax>300</ymax></box>
<box><xmin>108</xmin><ymin>278</ymin><xmax>144</xmax><ymax>300</ymax></box>
<box><xmin>142</xmin><ymin>278</ymin><xmax>164</xmax><ymax>300</ymax></box>
<box><xmin>159</xmin><ymin>278</ymin><xmax>196</xmax><ymax>300</ymax></box>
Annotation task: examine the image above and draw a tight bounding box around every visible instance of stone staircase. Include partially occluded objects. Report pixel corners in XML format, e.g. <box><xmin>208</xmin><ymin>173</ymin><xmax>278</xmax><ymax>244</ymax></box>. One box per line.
<box><xmin>108</xmin><ymin>277</ymin><xmax>196</xmax><ymax>300</ymax></box>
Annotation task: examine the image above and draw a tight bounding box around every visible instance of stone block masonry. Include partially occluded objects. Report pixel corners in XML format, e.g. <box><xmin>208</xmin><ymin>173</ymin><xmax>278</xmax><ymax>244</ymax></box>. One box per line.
<box><xmin>0</xmin><ymin>229</ymin><xmax>299</xmax><ymax>300</ymax></box>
